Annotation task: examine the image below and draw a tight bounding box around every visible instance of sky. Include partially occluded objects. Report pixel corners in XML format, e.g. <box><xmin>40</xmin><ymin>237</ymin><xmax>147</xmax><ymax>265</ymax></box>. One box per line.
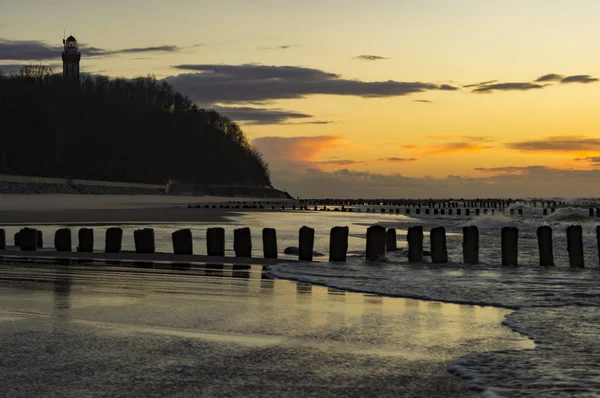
<box><xmin>2</xmin><ymin>0</ymin><xmax>600</xmax><ymax>198</ymax></box>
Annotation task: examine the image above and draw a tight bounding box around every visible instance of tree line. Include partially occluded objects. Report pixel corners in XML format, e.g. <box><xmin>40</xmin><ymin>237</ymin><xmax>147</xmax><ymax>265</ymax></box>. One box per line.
<box><xmin>0</xmin><ymin>65</ymin><xmax>271</xmax><ymax>186</ymax></box>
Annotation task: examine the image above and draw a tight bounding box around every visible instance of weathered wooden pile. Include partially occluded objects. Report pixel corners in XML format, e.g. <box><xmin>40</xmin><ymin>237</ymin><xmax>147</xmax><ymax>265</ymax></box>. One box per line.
<box><xmin>0</xmin><ymin>224</ymin><xmax>597</xmax><ymax>267</ymax></box>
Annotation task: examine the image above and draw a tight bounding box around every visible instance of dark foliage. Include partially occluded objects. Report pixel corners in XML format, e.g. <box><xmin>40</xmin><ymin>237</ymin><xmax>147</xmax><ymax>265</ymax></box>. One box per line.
<box><xmin>0</xmin><ymin>66</ymin><xmax>271</xmax><ymax>186</ymax></box>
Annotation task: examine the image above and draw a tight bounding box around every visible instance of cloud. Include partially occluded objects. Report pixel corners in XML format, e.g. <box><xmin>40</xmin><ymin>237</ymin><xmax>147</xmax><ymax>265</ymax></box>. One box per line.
<box><xmin>84</xmin><ymin>45</ymin><xmax>181</xmax><ymax>57</ymax></box>
<box><xmin>467</xmin><ymin>74</ymin><xmax>598</xmax><ymax>93</ymax></box>
<box><xmin>0</xmin><ymin>38</ymin><xmax>183</xmax><ymax>61</ymax></box>
<box><xmin>208</xmin><ymin>105</ymin><xmax>314</xmax><ymax>125</ymax></box>
<box><xmin>379</xmin><ymin>157</ymin><xmax>418</xmax><ymax>162</ymax></box>
<box><xmin>535</xmin><ymin>73</ymin><xmax>563</xmax><ymax>82</ymax></box>
<box><xmin>506</xmin><ymin>136</ymin><xmax>600</xmax><ymax>152</ymax></box>
<box><xmin>354</xmin><ymin>55</ymin><xmax>390</xmax><ymax>61</ymax></box>
<box><xmin>313</xmin><ymin>159</ymin><xmax>367</xmax><ymax>166</ymax></box>
<box><xmin>0</xmin><ymin>39</ymin><xmax>60</xmax><ymax>61</ymax></box>
<box><xmin>272</xmin><ymin>165</ymin><xmax>600</xmax><ymax>198</ymax></box>
<box><xmin>463</xmin><ymin>80</ymin><xmax>498</xmax><ymax>88</ymax></box>
<box><xmin>408</xmin><ymin>135</ymin><xmax>496</xmax><ymax>154</ymax></box>
<box><xmin>166</xmin><ymin>64</ymin><xmax>459</xmax><ymax>103</ymax></box>
<box><xmin>252</xmin><ymin>135</ymin><xmax>346</xmax><ymax>164</ymax></box>
<box><xmin>574</xmin><ymin>156</ymin><xmax>600</xmax><ymax>164</ymax></box>
<box><xmin>472</xmin><ymin>82</ymin><xmax>546</xmax><ymax>93</ymax></box>
<box><xmin>261</xmin><ymin>45</ymin><xmax>294</xmax><ymax>50</ymax></box>
<box><xmin>413</xmin><ymin>99</ymin><xmax>432</xmax><ymax>103</ymax></box>
<box><xmin>560</xmin><ymin>74</ymin><xmax>599</xmax><ymax>84</ymax></box>
<box><xmin>474</xmin><ymin>166</ymin><xmax>550</xmax><ymax>175</ymax></box>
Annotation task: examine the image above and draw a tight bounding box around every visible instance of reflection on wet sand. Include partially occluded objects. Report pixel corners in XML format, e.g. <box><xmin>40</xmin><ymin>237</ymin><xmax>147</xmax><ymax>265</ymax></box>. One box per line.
<box><xmin>53</xmin><ymin>266</ymin><xmax>71</xmax><ymax>316</ymax></box>
<box><xmin>0</xmin><ymin>262</ymin><xmax>533</xmax><ymax>397</ymax></box>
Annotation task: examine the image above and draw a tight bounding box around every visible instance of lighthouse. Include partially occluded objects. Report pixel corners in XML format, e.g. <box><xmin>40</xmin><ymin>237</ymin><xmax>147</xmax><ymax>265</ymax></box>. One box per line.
<box><xmin>61</xmin><ymin>35</ymin><xmax>81</xmax><ymax>83</ymax></box>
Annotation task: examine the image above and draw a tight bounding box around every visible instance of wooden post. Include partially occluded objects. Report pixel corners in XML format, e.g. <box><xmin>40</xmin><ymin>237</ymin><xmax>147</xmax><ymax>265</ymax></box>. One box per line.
<box><xmin>329</xmin><ymin>226</ymin><xmax>349</xmax><ymax>262</ymax></box>
<box><xmin>134</xmin><ymin>228</ymin><xmax>155</xmax><ymax>254</ymax></box>
<box><xmin>407</xmin><ymin>226</ymin><xmax>424</xmax><ymax>262</ymax></box>
<box><xmin>430</xmin><ymin>227</ymin><xmax>448</xmax><ymax>263</ymax></box>
<box><xmin>234</xmin><ymin>227</ymin><xmax>252</xmax><ymax>258</ymax></box>
<box><xmin>54</xmin><ymin>228</ymin><xmax>72</xmax><ymax>252</ymax></box>
<box><xmin>105</xmin><ymin>227</ymin><xmax>123</xmax><ymax>253</ymax></box>
<box><xmin>597</xmin><ymin>226</ymin><xmax>600</xmax><ymax>267</ymax></box>
<box><xmin>566</xmin><ymin>225</ymin><xmax>584</xmax><ymax>268</ymax></box>
<box><xmin>366</xmin><ymin>225</ymin><xmax>386</xmax><ymax>261</ymax></box>
<box><xmin>18</xmin><ymin>228</ymin><xmax>37</xmax><ymax>251</ymax></box>
<box><xmin>172</xmin><ymin>229</ymin><xmax>193</xmax><ymax>255</ymax></box>
<box><xmin>299</xmin><ymin>226</ymin><xmax>315</xmax><ymax>261</ymax></box>
<box><xmin>501</xmin><ymin>227</ymin><xmax>518</xmax><ymax>266</ymax></box>
<box><xmin>385</xmin><ymin>228</ymin><xmax>397</xmax><ymax>252</ymax></box>
<box><xmin>78</xmin><ymin>228</ymin><xmax>94</xmax><ymax>252</ymax></box>
<box><xmin>262</xmin><ymin>228</ymin><xmax>278</xmax><ymax>259</ymax></box>
<box><xmin>206</xmin><ymin>227</ymin><xmax>225</xmax><ymax>256</ymax></box>
<box><xmin>462</xmin><ymin>226</ymin><xmax>479</xmax><ymax>264</ymax></box>
<box><xmin>36</xmin><ymin>230</ymin><xmax>43</xmax><ymax>248</ymax></box>
<box><xmin>536</xmin><ymin>226</ymin><xmax>554</xmax><ymax>266</ymax></box>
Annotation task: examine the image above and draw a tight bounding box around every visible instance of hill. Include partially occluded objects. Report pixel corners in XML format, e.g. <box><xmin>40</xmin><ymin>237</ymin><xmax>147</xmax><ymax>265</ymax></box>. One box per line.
<box><xmin>0</xmin><ymin>66</ymin><xmax>272</xmax><ymax>188</ymax></box>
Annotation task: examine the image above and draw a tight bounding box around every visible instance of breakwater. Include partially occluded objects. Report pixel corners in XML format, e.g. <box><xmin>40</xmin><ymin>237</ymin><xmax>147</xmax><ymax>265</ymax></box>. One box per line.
<box><xmin>2</xmin><ymin>223</ymin><xmax>599</xmax><ymax>268</ymax></box>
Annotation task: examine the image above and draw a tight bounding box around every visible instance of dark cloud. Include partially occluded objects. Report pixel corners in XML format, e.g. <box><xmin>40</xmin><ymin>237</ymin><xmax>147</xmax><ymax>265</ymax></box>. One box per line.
<box><xmin>354</xmin><ymin>55</ymin><xmax>389</xmax><ymax>61</ymax></box>
<box><xmin>561</xmin><ymin>74</ymin><xmax>599</xmax><ymax>84</ymax></box>
<box><xmin>472</xmin><ymin>82</ymin><xmax>546</xmax><ymax>93</ymax></box>
<box><xmin>411</xmin><ymin>135</ymin><xmax>495</xmax><ymax>154</ymax></box>
<box><xmin>474</xmin><ymin>166</ymin><xmax>550</xmax><ymax>174</ymax></box>
<box><xmin>507</xmin><ymin>136</ymin><xmax>600</xmax><ymax>152</ymax></box>
<box><xmin>84</xmin><ymin>45</ymin><xmax>180</xmax><ymax>57</ymax></box>
<box><xmin>379</xmin><ymin>157</ymin><xmax>418</xmax><ymax>162</ymax></box>
<box><xmin>313</xmin><ymin>159</ymin><xmax>366</xmax><ymax>166</ymax></box>
<box><xmin>463</xmin><ymin>80</ymin><xmax>498</xmax><ymax>88</ymax></box>
<box><xmin>535</xmin><ymin>73</ymin><xmax>563</xmax><ymax>82</ymax></box>
<box><xmin>208</xmin><ymin>105</ymin><xmax>313</xmax><ymax>125</ymax></box>
<box><xmin>271</xmin><ymin>165</ymin><xmax>600</xmax><ymax>198</ymax></box>
<box><xmin>262</xmin><ymin>45</ymin><xmax>294</xmax><ymax>50</ymax></box>
<box><xmin>413</xmin><ymin>99</ymin><xmax>433</xmax><ymax>103</ymax></box>
<box><xmin>166</xmin><ymin>64</ymin><xmax>459</xmax><ymax>103</ymax></box>
<box><xmin>574</xmin><ymin>156</ymin><xmax>600</xmax><ymax>164</ymax></box>
<box><xmin>286</xmin><ymin>120</ymin><xmax>335</xmax><ymax>125</ymax></box>
<box><xmin>0</xmin><ymin>38</ymin><xmax>182</xmax><ymax>61</ymax></box>
<box><xmin>0</xmin><ymin>39</ymin><xmax>60</xmax><ymax>60</ymax></box>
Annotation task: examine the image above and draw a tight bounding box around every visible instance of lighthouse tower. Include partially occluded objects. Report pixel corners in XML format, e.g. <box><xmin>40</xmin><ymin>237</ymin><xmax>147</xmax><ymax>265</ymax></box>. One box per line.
<box><xmin>61</xmin><ymin>35</ymin><xmax>81</xmax><ymax>83</ymax></box>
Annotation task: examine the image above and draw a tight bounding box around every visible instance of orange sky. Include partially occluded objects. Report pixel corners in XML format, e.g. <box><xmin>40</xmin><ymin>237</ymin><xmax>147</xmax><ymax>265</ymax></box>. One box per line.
<box><xmin>2</xmin><ymin>0</ymin><xmax>600</xmax><ymax>196</ymax></box>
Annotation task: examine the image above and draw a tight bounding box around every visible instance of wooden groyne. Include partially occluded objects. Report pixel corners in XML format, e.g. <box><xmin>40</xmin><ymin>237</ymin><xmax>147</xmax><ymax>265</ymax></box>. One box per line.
<box><xmin>1</xmin><ymin>225</ymin><xmax>599</xmax><ymax>267</ymax></box>
<box><xmin>210</xmin><ymin>200</ymin><xmax>600</xmax><ymax>218</ymax></box>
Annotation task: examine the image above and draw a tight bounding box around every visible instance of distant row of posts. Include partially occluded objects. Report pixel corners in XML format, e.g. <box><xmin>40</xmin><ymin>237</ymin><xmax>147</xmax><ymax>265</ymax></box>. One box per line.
<box><xmin>204</xmin><ymin>204</ymin><xmax>600</xmax><ymax>218</ymax></box>
<box><xmin>1</xmin><ymin>224</ymin><xmax>598</xmax><ymax>267</ymax></box>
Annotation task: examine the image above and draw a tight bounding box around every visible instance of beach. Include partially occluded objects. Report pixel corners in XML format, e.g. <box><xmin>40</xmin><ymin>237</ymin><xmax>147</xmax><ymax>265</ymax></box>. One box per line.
<box><xmin>4</xmin><ymin>194</ymin><xmax>598</xmax><ymax>396</ymax></box>
<box><xmin>0</xmin><ymin>194</ymin><xmax>289</xmax><ymax>224</ymax></box>
<box><xmin>0</xmin><ymin>262</ymin><xmax>530</xmax><ymax>397</ymax></box>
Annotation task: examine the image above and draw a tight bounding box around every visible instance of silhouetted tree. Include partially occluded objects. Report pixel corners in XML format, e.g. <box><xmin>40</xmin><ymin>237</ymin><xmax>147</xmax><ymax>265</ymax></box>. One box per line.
<box><xmin>0</xmin><ymin>68</ymin><xmax>271</xmax><ymax>186</ymax></box>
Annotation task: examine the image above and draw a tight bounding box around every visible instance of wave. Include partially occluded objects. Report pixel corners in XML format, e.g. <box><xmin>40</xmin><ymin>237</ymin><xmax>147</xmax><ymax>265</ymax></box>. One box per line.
<box><xmin>267</xmin><ymin>260</ymin><xmax>600</xmax><ymax>396</ymax></box>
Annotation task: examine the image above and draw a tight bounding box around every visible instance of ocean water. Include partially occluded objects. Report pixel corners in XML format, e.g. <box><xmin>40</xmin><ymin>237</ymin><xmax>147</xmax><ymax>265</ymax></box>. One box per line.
<box><xmin>4</xmin><ymin>202</ymin><xmax>600</xmax><ymax>396</ymax></box>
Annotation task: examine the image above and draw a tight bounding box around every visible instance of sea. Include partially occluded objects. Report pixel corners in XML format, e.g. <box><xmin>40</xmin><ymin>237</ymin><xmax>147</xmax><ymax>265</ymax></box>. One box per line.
<box><xmin>4</xmin><ymin>201</ymin><xmax>600</xmax><ymax>397</ymax></box>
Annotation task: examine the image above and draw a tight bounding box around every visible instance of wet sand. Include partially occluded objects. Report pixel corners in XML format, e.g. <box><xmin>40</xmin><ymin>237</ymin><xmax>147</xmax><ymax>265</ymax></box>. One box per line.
<box><xmin>0</xmin><ymin>262</ymin><xmax>532</xmax><ymax>397</ymax></box>
<box><xmin>0</xmin><ymin>206</ymin><xmax>237</xmax><ymax>224</ymax></box>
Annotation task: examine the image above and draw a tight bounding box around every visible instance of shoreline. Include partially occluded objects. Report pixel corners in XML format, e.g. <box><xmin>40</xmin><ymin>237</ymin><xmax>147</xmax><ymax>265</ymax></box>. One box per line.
<box><xmin>0</xmin><ymin>262</ymin><xmax>529</xmax><ymax>397</ymax></box>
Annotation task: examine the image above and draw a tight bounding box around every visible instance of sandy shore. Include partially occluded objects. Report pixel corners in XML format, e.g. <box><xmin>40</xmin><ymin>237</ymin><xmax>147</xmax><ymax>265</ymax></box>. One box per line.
<box><xmin>0</xmin><ymin>194</ymin><xmax>292</xmax><ymax>224</ymax></box>
<box><xmin>0</xmin><ymin>263</ymin><xmax>531</xmax><ymax>397</ymax></box>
